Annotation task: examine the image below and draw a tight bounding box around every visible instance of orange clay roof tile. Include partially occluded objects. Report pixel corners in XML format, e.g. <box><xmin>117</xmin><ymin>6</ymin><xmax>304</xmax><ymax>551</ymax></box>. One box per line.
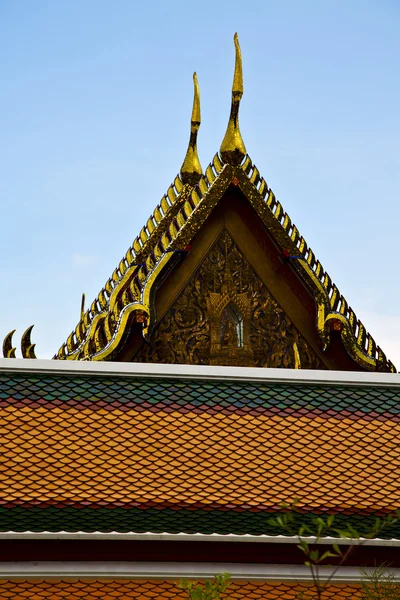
<box><xmin>1</xmin><ymin>371</ymin><xmax>400</xmax><ymax>536</ymax></box>
<box><xmin>0</xmin><ymin>578</ymin><xmax>366</xmax><ymax>600</ymax></box>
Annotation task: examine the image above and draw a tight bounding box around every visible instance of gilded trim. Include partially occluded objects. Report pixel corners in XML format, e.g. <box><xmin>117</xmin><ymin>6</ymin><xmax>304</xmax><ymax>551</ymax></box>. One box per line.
<box><xmin>236</xmin><ymin>158</ymin><xmax>395</xmax><ymax>372</ymax></box>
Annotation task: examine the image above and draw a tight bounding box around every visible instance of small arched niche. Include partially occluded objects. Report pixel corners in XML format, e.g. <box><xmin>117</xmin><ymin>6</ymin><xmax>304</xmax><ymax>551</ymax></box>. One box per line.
<box><xmin>220</xmin><ymin>302</ymin><xmax>244</xmax><ymax>348</ymax></box>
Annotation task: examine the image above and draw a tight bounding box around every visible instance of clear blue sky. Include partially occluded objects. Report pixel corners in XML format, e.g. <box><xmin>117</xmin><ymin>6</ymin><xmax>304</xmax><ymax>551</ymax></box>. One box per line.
<box><xmin>1</xmin><ymin>1</ymin><xmax>399</xmax><ymax>366</ymax></box>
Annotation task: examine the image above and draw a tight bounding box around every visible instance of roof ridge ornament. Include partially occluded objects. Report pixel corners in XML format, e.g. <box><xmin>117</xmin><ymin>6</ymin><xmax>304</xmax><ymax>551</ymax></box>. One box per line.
<box><xmin>2</xmin><ymin>326</ymin><xmax>37</xmax><ymax>359</ymax></box>
<box><xmin>2</xmin><ymin>329</ymin><xmax>16</xmax><ymax>358</ymax></box>
<box><xmin>180</xmin><ymin>72</ymin><xmax>203</xmax><ymax>186</ymax></box>
<box><xmin>220</xmin><ymin>33</ymin><xmax>247</xmax><ymax>166</ymax></box>
<box><xmin>80</xmin><ymin>293</ymin><xmax>86</xmax><ymax>322</ymax></box>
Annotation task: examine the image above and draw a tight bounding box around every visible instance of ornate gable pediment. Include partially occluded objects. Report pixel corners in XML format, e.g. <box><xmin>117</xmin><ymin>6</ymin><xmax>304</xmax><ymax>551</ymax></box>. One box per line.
<box><xmin>134</xmin><ymin>230</ymin><xmax>325</xmax><ymax>370</ymax></box>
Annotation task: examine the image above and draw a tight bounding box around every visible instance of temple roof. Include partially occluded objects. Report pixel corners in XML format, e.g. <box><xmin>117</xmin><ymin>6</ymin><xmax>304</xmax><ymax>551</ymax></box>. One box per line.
<box><xmin>1</xmin><ymin>360</ymin><xmax>399</xmax><ymax>536</ymax></box>
<box><xmin>2</xmin><ymin>35</ymin><xmax>396</xmax><ymax>372</ymax></box>
<box><xmin>50</xmin><ymin>150</ymin><xmax>395</xmax><ymax>370</ymax></box>
<box><xmin>52</xmin><ymin>36</ymin><xmax>394</xmax><ymax>372</ymax></box>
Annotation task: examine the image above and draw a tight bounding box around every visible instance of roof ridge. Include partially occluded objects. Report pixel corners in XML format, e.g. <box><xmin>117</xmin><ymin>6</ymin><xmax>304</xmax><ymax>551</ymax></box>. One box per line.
<box><xmin>55</xmin><ymin>174</ymin><xmax>189</xmax><ymax>359</ymax></box>
<box><xmin>239</xmin><ymin>158</ymin><xmax>396</xmax><ymax>372</ymax></box>
<box><xmin>55</xmin><ymin>155</ymin><xmax>225</xmax><ymax>360</ymax></box>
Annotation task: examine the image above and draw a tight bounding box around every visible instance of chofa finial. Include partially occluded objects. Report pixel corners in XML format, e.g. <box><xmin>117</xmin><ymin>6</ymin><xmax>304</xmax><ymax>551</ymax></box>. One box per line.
<box><xmin>2</xmin><ymin>326</ymin><xmax>37</xmax><ymax>359</ymax></box>
<box><xmin>220</xmin><ymin>33</ymin><xmax>247</xmax><ymax>166</ymax></box>
<box><xmin>180</xmin><ymin>72</ymin><xmax>203</xmax><ymax>186</ymax></box>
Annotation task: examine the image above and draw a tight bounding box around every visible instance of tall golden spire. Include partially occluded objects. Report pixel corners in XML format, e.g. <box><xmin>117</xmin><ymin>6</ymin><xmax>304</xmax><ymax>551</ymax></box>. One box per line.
<box><xmin>220</xmin><ymin>33</ymin><xmax>247</xmax><ymax>166</ymax></box>
<box><xmin>180</xmin><ymin>72</ymin><xmax>202</xmax><ymax>186</ymax></box>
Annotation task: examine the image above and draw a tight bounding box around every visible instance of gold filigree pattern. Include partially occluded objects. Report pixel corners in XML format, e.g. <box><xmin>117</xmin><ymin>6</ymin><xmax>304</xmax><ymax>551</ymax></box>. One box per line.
<box><xmin>134</xmin><ymin>230</ymin><xmax>325</xmax><ymax>369</ymax></box>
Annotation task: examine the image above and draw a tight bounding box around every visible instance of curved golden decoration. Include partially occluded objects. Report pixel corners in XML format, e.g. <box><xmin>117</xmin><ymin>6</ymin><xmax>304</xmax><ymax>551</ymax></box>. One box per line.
<box><xmin>220</xmin><ymin>33</ymin><xmax>247</xmax><ymax>166</ymax></box>
<box><xmin>21</xmin><ymin>325</ymin><xmax>37</xmax><ymax>359</ymax></box>
<box><xmin>57</xmin><ymin>159</ymin><xmax>222</xmax><ymax>361</ymax></box>
<box><xmin>92</xmin><ymin>303</ymin><xmax>148</xmax><ymax>361</ymax></box>
<box><xmin>2</xmin><ymin>330</ymin><xmax>16</xmax><ymax>358</ymax></box>
<box><xmin>80</xmin><ymin>293</ymin><xmax>86</xmax><ymax>322</ymax></box>
<box><xmin>180</xmin><ymin>72</ymin><xmax>202</xmax><ymax>186</ymax></box>
<box><xmin>234</xmin><ymin>159</ymin><xmax>396</xmax><ymax>372</ymax></box>
<box><xmin>25</xmin><ymin>344</ymin><xmax>37</xmax><ymax>359</ymax></box>
<box><xmin>55</xmin><ymin>174</ymin><xmax>190</xmax><ymax>360</ymax></box>
<box><xmin>324</xmin><ymin>313</ymin><xmax>376</xmax><ymax>370</ymax></box>
<box><xmin>56</xmin><ymin>146</ymin><xmax>230</xmax><ymax>361</ymax></box>
<box><xmin>293</xmin><ymin>342</ymin><xmax>301</xmax><ymax>369</ymax></box>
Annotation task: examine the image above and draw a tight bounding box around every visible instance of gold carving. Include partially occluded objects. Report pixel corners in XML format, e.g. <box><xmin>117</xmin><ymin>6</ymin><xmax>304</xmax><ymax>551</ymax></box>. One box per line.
<box><xmin>206</xmin><ymin>259</ymin><xmax>253</xmax><ymax>366</ymax></box>
<box><xmin>134</xmin><ymin>230</ymin><xmax>325</xmax><ymax>369</ymax></box>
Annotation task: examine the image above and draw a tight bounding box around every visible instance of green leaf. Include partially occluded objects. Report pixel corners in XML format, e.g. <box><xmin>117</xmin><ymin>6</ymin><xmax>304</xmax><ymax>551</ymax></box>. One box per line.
<box><xmin>332</xmin><ymin>544</ymin><xmax>342</xmax><ymax>555</ymax></box>
<box><xmin>297</xmin><ymin>543</ymin><xmax>309</xmax><ymax>557</ymax></box>
<box><xmin>334</xmin><ymin>529</ymin><xmax>353</xmax><ymax>539</ymax></box>
<box><xmin>298</xmin><ymin>524</ymin><xmax>312</xmax><ymax>535</ymax></box>
<box><xmin>326</xmin><ymin>515</ymin><xmax>335</xmax><ymax>527</ymax></box>
<box><xmin>319</xmin><ymin>551</ymin><xmax>338</xmax><ymax>562</ymax></box>
<box><xmin>194</xmin><ymin>587</ymin><xmax>203</xmax><ymax>600</ymax></box>
<box><xmin>345</xmin><ymin>525</ymin><xmax>360</xmax><ymax>538</ymax></box>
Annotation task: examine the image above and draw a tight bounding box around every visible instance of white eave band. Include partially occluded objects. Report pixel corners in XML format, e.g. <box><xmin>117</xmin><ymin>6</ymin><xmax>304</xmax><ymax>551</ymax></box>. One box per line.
<box><xmin>0</xmin><ymin>358</ymin><xmax>399</xmax><ymax>386</ymax></box>
<box><xmin>0</xmin><ymin>561</ymin><xmax>399</xmax><ymax>581</ymax></box>
<box><xmin>1</xmin><ymin>531</ymin><xmax>400</xmax><ymax>546</ymax></box>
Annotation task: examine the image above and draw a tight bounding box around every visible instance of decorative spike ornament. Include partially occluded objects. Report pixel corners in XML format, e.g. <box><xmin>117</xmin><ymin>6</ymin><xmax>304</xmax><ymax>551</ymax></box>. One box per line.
<box><xmin>2</xmin><ymin>330</ymin><xmax>16</xmax><ymax>358</ymax></box>
<box><xmin>21</xmin><ymin>325</ymin><xmax>37</xmax><ymax>359</ymax></box>
<box><xmin>180</xmin><ymin>72</ymin><xmax>203</xmax><ymax>186</ymax></box>
<box><xmin>81</xmin><ymin>293</ymin><xmax>86</xmax><ymax>322</ymax></box>
<box><xmin>220</xmin><ymin>33</ymin><xmax>247</xmax><ymax>166</ymax></box>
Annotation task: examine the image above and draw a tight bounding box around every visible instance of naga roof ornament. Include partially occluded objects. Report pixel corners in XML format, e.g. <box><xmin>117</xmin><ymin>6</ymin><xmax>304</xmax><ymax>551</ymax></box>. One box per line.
<box><xmin>180</xmin><ymin>72</ymin><xmax>202</xmax><ymax>185</ymax></box>
<box><xmin>220</xmin><ymin>33</ymin><xmax>247</xmax><ymax>166</ymax></box>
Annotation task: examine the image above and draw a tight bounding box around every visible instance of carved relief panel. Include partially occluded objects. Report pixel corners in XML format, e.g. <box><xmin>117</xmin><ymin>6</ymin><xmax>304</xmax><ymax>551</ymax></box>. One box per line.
<box><xmin>134</xmin><ymin>230</ymin><xmax>325</xmax><ymax>369</ymax></box>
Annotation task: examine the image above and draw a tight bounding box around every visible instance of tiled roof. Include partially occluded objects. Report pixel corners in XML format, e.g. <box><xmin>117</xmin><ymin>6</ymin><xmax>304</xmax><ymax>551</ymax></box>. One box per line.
<box><xmin>0</xmin><ymin>579</ymin><xmax>361</xmax><ymax>599</ymax></box>
<box><xmin>1</xmin><ymin>366</ymin><xmax>400</xmax><ymax>535</ymax></box>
